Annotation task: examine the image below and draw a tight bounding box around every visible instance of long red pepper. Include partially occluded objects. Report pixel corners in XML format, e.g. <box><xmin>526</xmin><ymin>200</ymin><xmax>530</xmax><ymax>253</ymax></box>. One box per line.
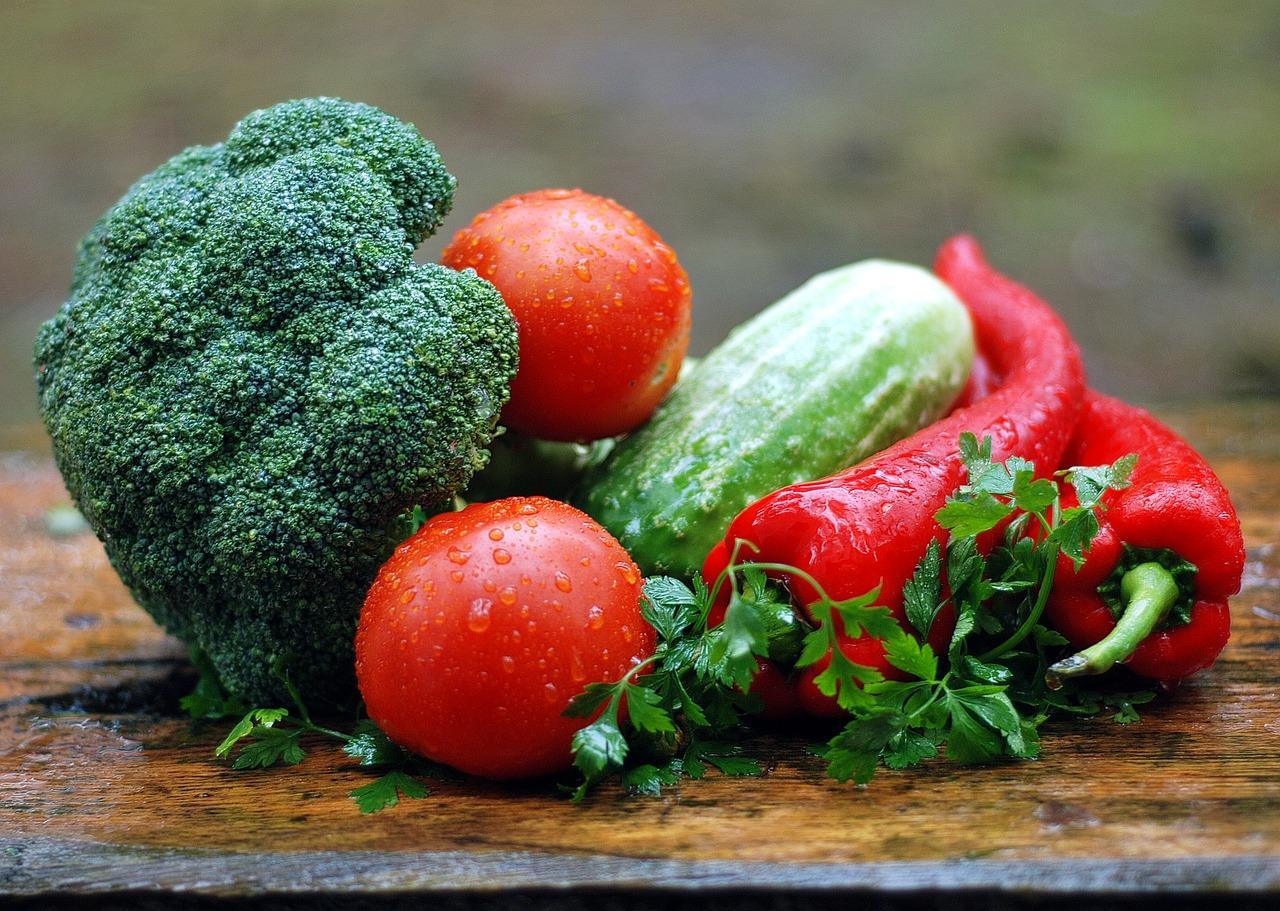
<box><xmin>1044</xmin><ymin>391</ymin><xmax>1244</xmax><ymax>689</ymax></box>
<box><xmin>702</xmin><ymin>235</ymin><xmax>1086</xmax><ymax>716</ymax></box>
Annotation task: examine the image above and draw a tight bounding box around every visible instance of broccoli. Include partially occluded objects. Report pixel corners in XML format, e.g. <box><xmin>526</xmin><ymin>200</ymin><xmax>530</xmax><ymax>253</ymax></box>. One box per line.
<box><xmin>34</xmin><ymin>98</ymin><xmax>519</xmax><ymax>705</ymax></box>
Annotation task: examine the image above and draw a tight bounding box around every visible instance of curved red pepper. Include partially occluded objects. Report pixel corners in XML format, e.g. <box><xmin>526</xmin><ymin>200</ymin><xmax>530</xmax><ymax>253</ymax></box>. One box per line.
<box><xmin>702</xmin><ymin>235</ymin><xmax>1086</xmax><ymax>717</ymax></box>
<box><xmin>1045</xmin><ymin>391</ymin><xmax>1244</xmax><ymax>688</ymax></box>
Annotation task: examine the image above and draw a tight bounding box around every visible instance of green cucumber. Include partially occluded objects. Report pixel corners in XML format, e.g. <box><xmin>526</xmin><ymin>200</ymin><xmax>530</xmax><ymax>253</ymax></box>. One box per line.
<box><xmin>578</xmin><ymin>259</ymin><xmax>974</xmax><ymax>578</ymax></box>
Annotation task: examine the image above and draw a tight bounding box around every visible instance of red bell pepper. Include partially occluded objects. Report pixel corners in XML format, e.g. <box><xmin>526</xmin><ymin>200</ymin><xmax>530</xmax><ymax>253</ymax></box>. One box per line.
<box><xmin>702</xmin><ymin>235</ymin><xmax>1086</xmax><ymax>716</ymax></box>
<box><xmin>1045</xmin><ymin>391</ymin><xmax>1244</xmax><ymax>689</ymax></box>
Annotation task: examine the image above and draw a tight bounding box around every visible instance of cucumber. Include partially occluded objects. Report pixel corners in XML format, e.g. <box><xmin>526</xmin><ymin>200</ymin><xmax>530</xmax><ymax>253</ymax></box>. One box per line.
<box><xmin>578</xmin><ymin>259</ymin><xmax>974</xmax><ymax>578</ymax></box>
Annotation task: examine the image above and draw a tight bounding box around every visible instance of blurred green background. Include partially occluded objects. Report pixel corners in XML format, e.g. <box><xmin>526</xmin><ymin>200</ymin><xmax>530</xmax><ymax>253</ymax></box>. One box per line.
<box><xmin>3</xmin><ymin>0</ymin><xmax>1278</xmax><ymax>431</ymax></box>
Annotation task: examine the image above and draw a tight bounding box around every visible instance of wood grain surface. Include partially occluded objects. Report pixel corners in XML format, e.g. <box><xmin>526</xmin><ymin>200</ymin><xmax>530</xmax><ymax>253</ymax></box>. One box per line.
<box><xmin>2</xmin><ymin>402</ymin><xmax>1279</xmax><ymax>907</ymax></box>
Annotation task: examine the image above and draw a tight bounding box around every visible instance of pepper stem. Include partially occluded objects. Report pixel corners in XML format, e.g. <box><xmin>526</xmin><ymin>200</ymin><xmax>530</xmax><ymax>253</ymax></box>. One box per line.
<box><xmin>1045</xmin><ymin>562</ymin><xmax>1180</xmax><ymax>690</ymax></box>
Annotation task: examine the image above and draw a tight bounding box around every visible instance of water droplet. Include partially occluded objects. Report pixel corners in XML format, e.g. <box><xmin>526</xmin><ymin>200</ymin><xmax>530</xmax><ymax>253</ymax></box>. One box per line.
<box><xmin>580</xmin><ymin>556</ymin><xmax>591</xmax><ymax>567</ymax></box>
<box><xmin>543</xmin><ymin>683</ymin><xmax>559</xmax><ymax>704</ymax></box>
<box><xmin>616</xmin><ymin>561</ymin><xmax>638</xmax><ymax>585</ymax></box>
<box><xmin>492</xmin><ymin>548</ymin><xmax>512</xmax><ymax>565</ymax></box>
<box><xmin>488</xmin><ymin>528</ymin><xmax>504</xmax><ymax>541</ymax></box>
<box><xmin>622</xmin><ymin>625</ymin><xmax>634</xmax><ymax>643</ymax></box>
<box><xmin>519</xmin><ymin>604</ymin><xmax>531</xmax><ymax>618</ymax></box>
<box><xmin>449</xmin><ymin>570</ymin><xmax>465</xmax><ymax>583</ymax></box>
<box><xmin>574</xmin><ymin>259</ymin><xmax>592</xmax><ymax>282</ymax></box>
<box><xmin>555</xmin><ymin>572</ymin><xmax>573</xmax><ymax>593</ymax></box>
<box><xmin>570</xmin><ymin>648</ymin><xmax>586</xmax><ymax>682</ymax></box>
<box><xmin>587</xmin><ymin>605</ymin><xmax>605</xmax><ymax>630</ymax></box>
<box><xmin>447</xmin><ymin>546</ymin><xmax>470</xmax><ymax>565</ymax></box>
<box><xmin>483</xmin><ymin>580</ymin><xmax>497</xmax><ymax>593</ymax></box>
<box><xmin>626</xmin><ymin>258</ymin><xmax>639</xmax><ymax>274</ymax></box>
<box><xmin>518</xmin><ymin>503</ymin><xmax>539</xmax><ymax>516</ymax></box>
<box><xmin>526</xmin><ymin>518</ymin><xmax>538</xmax><ymax>527</ymax></box>
<box><xmin>399</xmin><ymin>589</ymin><xmax>415</xmax><ymax>604</ymax></box>
<box><xmin>498</xmin><ymin>586</ymin><xmax>517</xmax><ymax>606</ymax></box>
<box><xmin>467</xmin><ymin>598</ymin><xmax>492</xmax><ymax>633</ymax></box>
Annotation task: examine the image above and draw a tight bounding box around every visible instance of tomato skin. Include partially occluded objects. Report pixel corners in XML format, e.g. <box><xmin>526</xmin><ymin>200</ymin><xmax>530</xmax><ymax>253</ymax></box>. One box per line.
<box><xmin>441</xmin><ymin>188</ymin><xmax>692</xmax><ymax>442</ymax></box>
<box><xmin>356</xmin><ymin>497</ymin><xmax>653</xmax><ymax>780</ymax></box>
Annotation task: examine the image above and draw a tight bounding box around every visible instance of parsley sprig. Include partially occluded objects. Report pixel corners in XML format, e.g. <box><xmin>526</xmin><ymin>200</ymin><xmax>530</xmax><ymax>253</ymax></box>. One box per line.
<box><xmin>568</xmin><ymin>433</ymin><xmax>1148</xmax><ymax>795</ymax></box>
<box><xmin>813</xmin><ymin>433</ymin><xmax>1143</xmax><ymax>781</ymax></box>
<box><xmin>188</xmin><ymin>658</ymin><xmax>451</xmax><ymax>813</ymax></box>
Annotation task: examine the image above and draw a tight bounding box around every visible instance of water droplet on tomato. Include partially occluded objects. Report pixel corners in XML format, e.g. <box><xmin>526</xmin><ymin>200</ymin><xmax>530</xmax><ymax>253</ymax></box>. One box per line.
<box><xmin>587</xmin><ymin>606</ymin><xmax>604</xmax><ymax>630</ymax></box>
<box><xmin>574</xmin><ymin>259</ymin><xmax>592</xmax><ymax>282</ymax></box>
<box><xmin>615</xmin><ymin>561</ymin><xmax>639</xmax><ymax>585</ymax></box>
<box><xmin>570</xmin><ymin>648</ymin><xmax>586</xmax><ymax>682</ymax></box>
<box><xmin>450</xmin><ymin>570</ymin><xmax>465</xmax><ymax>583</ymax></box>
<box><xmin>554</xmin><ymin>572</ymin><xmax>573</xmax><ymax>593</ymax></box>
<box><xmin>501</xmin><ymin>656</ymin><xmax>516</xmax><ymax>674</ymax></box>
<box><xmin>447</xmin><ymin>546</ymin><xmax>470</xmax><ymax>565</ymax></box>
<box><xmin>543</xmin><ymin>683</ymin><xmax>559</xmax><ymax>704</ymax></box>
<box><xmin>488</xmin><ymin>528</ymin><xmax>504</xmax><ymax>541</ymax></box>
<box><xmin>518</xmin><ymin>503</ymin><xmax>539</xmax><ymax>516</ymax></box>
<box><xmin>467</xmin><ymin>598</ymin><xmax>492</xmax><ymax>633</ymax></box>
<box><xmin>498</xmin><ymin>586</ymin><xmax>517</xmax><ymax>606</ymax></box>
<box><xmin>626</xmin><ymin>258</ymin><xmax>639</xmax><ymax>274</ymax></box>
<box><xmin>493</xmin><ymin>548</ymin><xmax>512</xmax><ymax>565</ymax></box>
<box><xmin>399</xmin><ymin>589</ymin><xmax>415</xmax><ymax>605</ymax></box>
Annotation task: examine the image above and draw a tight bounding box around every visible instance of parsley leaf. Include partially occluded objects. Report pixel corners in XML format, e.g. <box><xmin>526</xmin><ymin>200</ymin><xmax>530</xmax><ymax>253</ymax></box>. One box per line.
<box><xmin>622</xmin><ymin>762</ymin><xmax>682</xmax><ymax>796</ymax></box>
<box><xmin>1064</xmin><ymin>454</ymin><xmax>1138</xmax><ymax>508</ymax></box>
<box><xmin>707</xmin><ymin>592</ymin><xmax>770</xmax><ymax>690</ymax></box>
<box><xmin>936</xmin><ymin>493</ymin><xmax>1014</xmax><ymax>537</ymax></box>
<box><xmin>903</xmin><ymin>538</ymin><xmax>943</xmax><ymax>638</ymax></box>
<box><xmin>882</xmin><ymin>632</ymin><xmax>938</xmax><ymax>682</ymax></box>
<box><xmin>571</xmin><ymin>715</ymin><xmax>629</xmax><ymax>782</ymax></box>
<box><xmin>823</xmin><ymin>710</ymin><xmax>905</xmax><ymax>784</ymax></box>
<box><xmin>231</xmin><ymin>726</ymin><xmax>304</xmax><ymax>770</ymax></box>
<box><xmin>350</xmin><ymin>771</ymin><xmax>429</xmax><ymax>814</ymax></box>
<box><xmin>624</xmin><ymin>684</ymin><xmax>675</xmax><ymax>735</ymax></box>
<box><xmin>883</xmin><ymin>729</ymin><xmax>941</xmax><ymax>769</ymax></box>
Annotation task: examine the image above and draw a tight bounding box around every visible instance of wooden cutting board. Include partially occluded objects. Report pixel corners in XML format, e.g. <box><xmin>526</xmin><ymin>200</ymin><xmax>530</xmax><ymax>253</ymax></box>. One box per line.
<box><xmin>2</xmin><ymin>403</ymin><xmax>1279</xmax><ymax>908</ymax></box>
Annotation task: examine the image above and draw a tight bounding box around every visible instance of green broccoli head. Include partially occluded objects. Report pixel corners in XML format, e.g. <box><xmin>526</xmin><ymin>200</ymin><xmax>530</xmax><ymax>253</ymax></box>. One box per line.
<box><xmin>35</xmin><ymin>98</ymin><xmax>519</xmax><ymax>705</ymax></box>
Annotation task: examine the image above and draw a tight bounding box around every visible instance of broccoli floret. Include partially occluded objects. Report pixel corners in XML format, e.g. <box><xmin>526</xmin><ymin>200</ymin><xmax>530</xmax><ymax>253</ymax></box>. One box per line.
<box><xmin>34</xmin><ymin>98</ymin><xmax>518</xmax><ymax>705</ymax></box>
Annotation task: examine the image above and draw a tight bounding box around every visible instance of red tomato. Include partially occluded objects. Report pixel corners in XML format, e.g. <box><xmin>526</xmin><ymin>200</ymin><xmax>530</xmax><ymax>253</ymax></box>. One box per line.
<box><xmin>356</xmin><ymin>496</ymin><xmax>654</xmax><ymax>780</ymax></box>
<box><xmin>441</xmin><ymin>188</ymin><xmax>692</xmax><ymax>442</ymax></box>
